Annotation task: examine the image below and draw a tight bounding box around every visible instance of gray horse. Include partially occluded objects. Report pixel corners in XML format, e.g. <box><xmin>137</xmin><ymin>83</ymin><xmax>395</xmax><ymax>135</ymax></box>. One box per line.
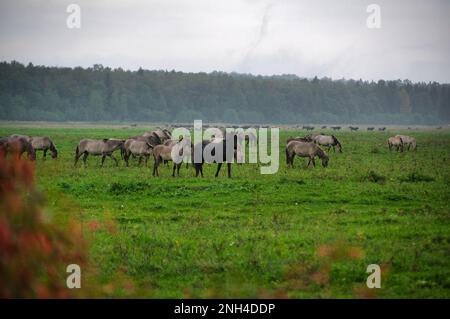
<box><xmin>286</xmin><ymin>140</ymin><xmax>329</xmax><ymax>168</ymax></box>
<box><xmin>388</xmin><ymin>136</ymin><xmax>403</xmax><ymax>152</ymax></box>
<box><xmin>30</xmin><ymin>136</ymin><xmax>58</xmax><ymax>159</ymax></box>
<box><xmin>311</xmin><ymin>134</ymin><xmax>342</xmax><ymax>153</ymax></box>
<box><xmin>75</xmin><ymin>138</ymin><xmax>124</xmax><ymax>166</ymax></box>
<box><xmin>286</xmin><ymin>136</ymin><xmax>313</xmax><ymax>144</ymax></box>
<box><xmin>123</xmin><ymin>139</ymin><xmax>154</xmax><ymax>166</ymax></box>
<box><xmin>395</xmin><ymin>135</ymin><xmax>417</xmax><ymax>151</ymax></box>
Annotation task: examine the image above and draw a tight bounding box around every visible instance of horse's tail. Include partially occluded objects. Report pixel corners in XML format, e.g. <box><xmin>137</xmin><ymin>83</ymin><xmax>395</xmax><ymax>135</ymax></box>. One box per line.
<box><xmin>75</xmin><ymin>145</ymin><xmax>79</xmax><ymax>160</ymax></box>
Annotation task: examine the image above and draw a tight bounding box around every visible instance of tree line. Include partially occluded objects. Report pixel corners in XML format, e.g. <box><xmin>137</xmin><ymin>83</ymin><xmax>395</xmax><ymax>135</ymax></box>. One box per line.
<box><xmin>0</xmin><ymin>61</ymin><xmax>448</xmax><ymax>124</ymax></box>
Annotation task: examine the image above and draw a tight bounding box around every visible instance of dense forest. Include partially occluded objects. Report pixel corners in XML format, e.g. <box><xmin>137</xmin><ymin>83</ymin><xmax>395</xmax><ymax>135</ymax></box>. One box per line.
<box><xmin>0</xmin><ymin>61</ymin><xmax>449</xmax><ymax>124</ymax></box>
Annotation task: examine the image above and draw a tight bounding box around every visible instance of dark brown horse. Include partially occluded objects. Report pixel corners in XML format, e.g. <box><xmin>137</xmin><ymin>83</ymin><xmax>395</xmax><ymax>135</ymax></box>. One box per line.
<box><xmin>0</xmin><ymin>136</ymin><xmax>36</xmax><ymax>161</ymax></box>
<box><xmin>191</xmin><ymin>133</ymin><xmax>238</xmax><ymax>178</ymax></box>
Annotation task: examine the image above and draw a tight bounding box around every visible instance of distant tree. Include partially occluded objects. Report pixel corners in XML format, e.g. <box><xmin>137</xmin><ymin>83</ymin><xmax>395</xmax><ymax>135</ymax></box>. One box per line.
<box><xmin>0</xmin><ymin>61</ymin><xmax>448</xmax><ymax>124</ymax></box>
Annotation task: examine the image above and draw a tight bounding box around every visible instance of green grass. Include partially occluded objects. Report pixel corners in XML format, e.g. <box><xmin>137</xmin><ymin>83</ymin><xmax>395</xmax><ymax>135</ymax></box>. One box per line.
<box><xmin>1</xmin><ymin>125</ymin><xmax>450</xmax><ymax>298</ymax></box>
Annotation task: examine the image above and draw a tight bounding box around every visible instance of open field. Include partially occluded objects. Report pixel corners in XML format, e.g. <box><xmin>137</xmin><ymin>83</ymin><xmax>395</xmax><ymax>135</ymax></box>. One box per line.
<box><xmin>1</xmin><ymin>125</ymin><xmax>449</xmax><ymax>298</ymax></box>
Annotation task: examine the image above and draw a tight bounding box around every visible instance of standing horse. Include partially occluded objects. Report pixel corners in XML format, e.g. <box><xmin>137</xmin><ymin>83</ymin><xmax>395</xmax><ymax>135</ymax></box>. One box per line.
<box><xmin>152</xmin><ymin>138</ymin><xmax>189</xmax><ymax>177</ymax></box>
<box><xmin>123</xmin><ymin>140</ymin><xmax>154</xmax><ymax>166</ymax></box>
<box><xmin>191</xmin><ymin>133</ymin><xmax>238</xmax><ymax>178</ymax></box>
<box><xmin>395</xmin><ymin>135</ymin><xmax>417</xmax><ymax>151</ymax></box>
<box><xmin>74</xmin><ymin>138</ymin><xmax>124</xmax><ymax>167</ymax></box>
<box><xmin>286</xmin><ymin>140</ymin><xmax>328</xmax><ymax>168</ymax></box>
<box><xmin>388</xmin><ymin>136</ymin><xmax>404</xmax><ymax>152</ymax></box>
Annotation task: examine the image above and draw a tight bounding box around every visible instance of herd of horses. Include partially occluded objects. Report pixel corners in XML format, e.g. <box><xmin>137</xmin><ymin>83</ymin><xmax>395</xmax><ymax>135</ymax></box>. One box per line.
<box><xmin>0</xmin><ymin>128</ymin><xmax>418</xmax><ymax>178</ymax></box>
<box><xmin>302</xmin><ymin>125</ymin><xmax>387</xmax><ymax>131</ymax></box>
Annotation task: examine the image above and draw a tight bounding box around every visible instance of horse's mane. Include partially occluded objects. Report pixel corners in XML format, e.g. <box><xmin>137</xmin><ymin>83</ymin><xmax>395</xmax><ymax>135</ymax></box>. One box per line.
<box><xmin>332</xmin><ymin>135</ymin><xmax>340</xmax><ymax>145</ymax></box>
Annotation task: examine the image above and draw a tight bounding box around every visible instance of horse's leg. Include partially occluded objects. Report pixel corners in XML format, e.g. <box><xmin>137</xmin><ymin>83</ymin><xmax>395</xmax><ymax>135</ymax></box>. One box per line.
<box><xmin>172</xmin><ymin>163</ymin><xmax>176</xmax><ymax>177</ymax></box>
<box><xmin>138</xmin><ymin>156</ymin><xmax>142</xmax><ymax>166</ymax></box>
<box><xmin>177</xmin><ymin>163</ymin><xmax>181</xmax><ymax>176</ymax></box>
<box><xmin>43</xmin><ymin>149</ymin><xmax>47</xmax><ymax>159</ymax></box>
<box><xmin>101</xmin><ymin>154</ymin><xmax>106</xmax><ymax>167</ymax></box>
<box><xmin>312</xmin><ymin>157</ymin><xmax>316</xmax><ymax>167</ymax></box>
<box><xmin>307</xmin><ymin>158</ymin><xmax>311</xmax><ymax>168</ymax></box>
<box><xmin>144</xmin><ymin>155</ymin><xmax>148</xmax><ymax>167</ymax></box>
<box><xmin>227</xmin><ymin>163</ymin><xmax>231</xmax><ymax>178</ymax></box>
<box><xmin>195</xmin><ymin>166</ymin><xmax>199</xmax><ymax>177</ymax></box>
<box><xmin>110</xmin><ymin>154</ymin><xmax>118</xmax><ymax>166</ymax></box>
<box><xmin>200</xmin><ymin>165</ymin><xmax>203</xmax><ymax>177</ymax></box>
<box><xmin>124</xmin><ymin>152</ymin><xmax>130</xmax><ymax>167</ymax></box>
<box><xmin>154</xmin><ymin>162</ymin><xmax>160</xmax><ymax>177</ymax></box>
<box><xmin>82</xmin><ymin>152</ymin><xmax>88</xmax><ymax>166</ymax></box>
<box><xmin>215</xmin><ymin>163</ymin><xmax>223</xmax><ymax>177</ymax></box>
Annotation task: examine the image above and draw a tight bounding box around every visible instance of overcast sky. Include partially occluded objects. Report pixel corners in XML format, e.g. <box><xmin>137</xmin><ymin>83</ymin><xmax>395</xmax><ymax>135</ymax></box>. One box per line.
<box><xmin>0</xmin><ymin>0</ymin><xmax>449</xmax><ymax>83</ymax></box>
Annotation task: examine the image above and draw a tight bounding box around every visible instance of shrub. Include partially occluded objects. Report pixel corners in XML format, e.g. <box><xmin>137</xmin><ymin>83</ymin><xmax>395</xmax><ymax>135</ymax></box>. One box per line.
<box><xmin>0</xmin><ymin>150</ymin><xmax>86</xmax><ymax>298</ymax></box>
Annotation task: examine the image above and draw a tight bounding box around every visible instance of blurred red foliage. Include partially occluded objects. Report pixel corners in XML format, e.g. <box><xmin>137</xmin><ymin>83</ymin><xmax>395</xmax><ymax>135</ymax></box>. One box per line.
<box><xmin>0</xmin><ymin>149</ymin><xmax>86</xmax><ymax>298</ymax></box>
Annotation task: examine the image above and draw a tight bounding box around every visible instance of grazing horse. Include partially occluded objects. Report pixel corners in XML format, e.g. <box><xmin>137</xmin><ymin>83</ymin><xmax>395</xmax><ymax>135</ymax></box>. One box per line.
<box><xmin>303</xmin><ymin>126</ymin><xmax>315</xmax><ymax>131</ymax></box>
<box><xmin>388</xmin><ymin>136</ymin><xmax>404</xmax><ymax>152</ymax></box>
<box><xmin>144</xmin><ymin>128</ymin><xmax>171</xmax><ymax>143</ymax></box>
<box><xmin>311</xmin><ymin>134</ymin><xmax>342</xmax><ymax>153</ymax></box>
<box><xmin>349</xmin><ymin>126</ymin><xmax>359</xmax><ymax>131</ymax></box>
<box><xmin>395</xmin><ymin>135</ymin><xmax>417</xmax><ymax>151</ymax></box>
<box><xmin>331</xmin><ymin>126</ymin><xmax>341</xmax><ymax>131</ymax></box>
<box><xmin>367</xmin><ymin>127</ymin><xmax>375</xmax><ymax>131</ymax></box>
<box><xmin>0</xmin><ymin>136</ymin><xmax>36</xmax><ymax>161</ymax></box>
<box><xmin>286</xmin><ymin>136</ymin><xmax>313</xmax><ymax>144</ymax></box>
<box><xmin>30</xmin><ymin>136</ymin><xmax>58</xmax><ymax>159</ymax></box>
<box><xmin>378</xmin><ymin>127</ymin><xmax>386</xmax><ymax>131</ymax></box>
<box><xmin>191</xmin><ymin>133</ymin><xmax>238</xmax><ymax>178</ymax></box>
<box><xmin>286</xmin><ymin>140</ymin><xmax>328</xmax><ymax>168</ymax></box>
<box><xmin>123</xmin><ymin>140</ymin><xmax>154</xmax><ymax>166</ymax></box>
<box><xmin>74</xmin><ymin>138</ymin><xmax>124</xmax><ymax>167</ymax></box>
<box><xmin>321</xmin><ymin>125</ymin><xmax>327</xmax><ymax>129</ymax></box>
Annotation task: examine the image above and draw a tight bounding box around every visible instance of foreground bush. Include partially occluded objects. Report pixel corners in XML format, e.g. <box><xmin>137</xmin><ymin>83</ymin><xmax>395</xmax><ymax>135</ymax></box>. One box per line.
<box><xmin>0</xmin><ymin>150</ymin><xmax>86</xmax><ymax>298</ymax></box>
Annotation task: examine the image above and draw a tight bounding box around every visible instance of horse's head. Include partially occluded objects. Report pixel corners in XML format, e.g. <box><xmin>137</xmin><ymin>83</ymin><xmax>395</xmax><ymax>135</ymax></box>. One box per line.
<box><xmin>51</xmin><ymin>148</ymin><xmax>58</xmax><ymax>158</ymax></box>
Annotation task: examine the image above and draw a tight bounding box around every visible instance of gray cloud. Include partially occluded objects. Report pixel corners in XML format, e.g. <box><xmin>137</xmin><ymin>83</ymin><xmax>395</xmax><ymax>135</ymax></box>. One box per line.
<box><xmin>0</xmin><ymin>0</ymin><xmax>448</xmax><ymax>82</ymax></box>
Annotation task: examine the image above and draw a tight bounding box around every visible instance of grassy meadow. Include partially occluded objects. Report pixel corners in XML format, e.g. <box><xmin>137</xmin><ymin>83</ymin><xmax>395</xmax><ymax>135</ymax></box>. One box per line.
<box><xmin>1</xmin><ymin>125</ymin><xmax>449</xmax><ymax>298</ymax></box>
